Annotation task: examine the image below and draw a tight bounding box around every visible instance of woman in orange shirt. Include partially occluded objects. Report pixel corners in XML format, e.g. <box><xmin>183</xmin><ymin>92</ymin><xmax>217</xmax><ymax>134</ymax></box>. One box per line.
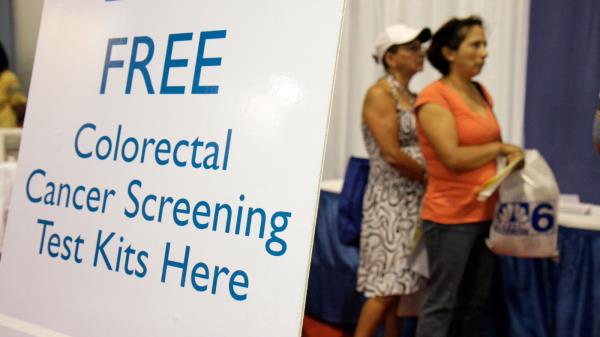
<box><xmin>413</xmin><ymin>16</ymin><xmax>523</xmax><ymax>337</ymax></box>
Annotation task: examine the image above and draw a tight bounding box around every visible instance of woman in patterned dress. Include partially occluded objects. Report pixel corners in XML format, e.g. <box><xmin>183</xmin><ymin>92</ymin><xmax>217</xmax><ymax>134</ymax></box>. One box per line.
<box><xmin>354</xmin><ymin>24</ymin><xmax>430</xmax><ymax>337</ymax></box>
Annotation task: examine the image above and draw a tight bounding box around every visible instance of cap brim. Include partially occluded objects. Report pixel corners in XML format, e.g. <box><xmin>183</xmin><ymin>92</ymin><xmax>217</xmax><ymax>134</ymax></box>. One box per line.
<box><xmin>417</xmin><ymin>28</ymin><xmax>432</xmax><ymax>43</ymax></box>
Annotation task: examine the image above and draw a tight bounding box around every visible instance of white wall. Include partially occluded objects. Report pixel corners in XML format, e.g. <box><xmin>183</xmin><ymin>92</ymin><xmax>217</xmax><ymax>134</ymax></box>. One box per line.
<box><xmin>322</xmin><ymin>0</ymin><xmax>530</xmax><ymax>180</ymax></box>
<box><xmin>12</xmin><ymin>0</ymin><xmax>44</xmax><ymax>94</ymax></box>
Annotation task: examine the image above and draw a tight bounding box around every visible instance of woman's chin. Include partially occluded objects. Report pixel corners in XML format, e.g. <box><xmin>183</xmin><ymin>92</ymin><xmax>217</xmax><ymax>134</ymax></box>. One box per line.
<box><xmin>470</xmin><ymin>69</ymin><xmax>482</xmax><ymax>78</ymax></box>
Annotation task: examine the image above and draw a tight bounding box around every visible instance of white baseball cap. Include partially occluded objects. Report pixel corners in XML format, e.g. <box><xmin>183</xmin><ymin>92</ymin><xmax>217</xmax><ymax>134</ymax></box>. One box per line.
<box><xmin>373</xmin><ymin>24</ymin><xmax>431</xmax><ymax>64</ymax></box>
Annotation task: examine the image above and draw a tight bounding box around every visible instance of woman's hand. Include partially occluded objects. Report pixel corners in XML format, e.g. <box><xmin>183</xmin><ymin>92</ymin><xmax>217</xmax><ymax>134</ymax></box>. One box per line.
<box><xmin>500</xmin><ymin>143</ymin><xmax>525</xmax><ymax>169</ymax></box>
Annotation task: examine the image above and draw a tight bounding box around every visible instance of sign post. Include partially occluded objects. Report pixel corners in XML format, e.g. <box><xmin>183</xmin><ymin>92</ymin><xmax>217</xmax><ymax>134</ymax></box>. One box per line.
<box><xmin>0</xmin><ymin>0</ymin><xmax>344</xmax><ymax>336</ymax></box>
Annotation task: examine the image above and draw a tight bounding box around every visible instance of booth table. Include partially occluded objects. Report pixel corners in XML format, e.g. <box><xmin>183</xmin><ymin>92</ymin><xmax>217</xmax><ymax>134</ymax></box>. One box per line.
<box><xmin>306</xmin><ymin>180</ymin><xmax>600</xmax><ymax>337</ymax></box>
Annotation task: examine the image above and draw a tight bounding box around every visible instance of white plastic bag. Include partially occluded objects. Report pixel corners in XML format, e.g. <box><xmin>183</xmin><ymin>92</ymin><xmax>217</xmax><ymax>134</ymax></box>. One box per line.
<box><xmin>486</xmin><ymin>150</ymin><xmax>560</xmax><ymax>257</ymax></box>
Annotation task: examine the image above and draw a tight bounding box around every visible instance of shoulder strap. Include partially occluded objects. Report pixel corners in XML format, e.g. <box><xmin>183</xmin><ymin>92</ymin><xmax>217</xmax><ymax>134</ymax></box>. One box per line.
<box><xmin>473</xmin><ymin>81</ymin><xmax>502</xmax><ymax>141</ymax></box>
<box><xmin>473</xmin><ymin>81</ymin><xmax>491</xmax><ymax>107</ymax></box>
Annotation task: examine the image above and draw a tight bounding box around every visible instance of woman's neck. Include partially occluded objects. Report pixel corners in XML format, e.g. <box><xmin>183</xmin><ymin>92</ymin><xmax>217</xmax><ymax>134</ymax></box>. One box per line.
<box><xmin>445</xmin><ymin>72</ymin><xmax>472</xmax><ymax>91</ymax></box>
<box><xmin>389</xmin><ymin>70</ymin><xmax>412</xmax><ymax>92</ymax></box>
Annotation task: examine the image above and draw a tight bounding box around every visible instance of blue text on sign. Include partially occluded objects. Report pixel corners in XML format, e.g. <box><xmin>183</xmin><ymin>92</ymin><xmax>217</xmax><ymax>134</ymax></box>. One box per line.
<box><xmin>100</xmin><ymin>30</ymin><xmax>227</xmax><ymax>95</ymax></box>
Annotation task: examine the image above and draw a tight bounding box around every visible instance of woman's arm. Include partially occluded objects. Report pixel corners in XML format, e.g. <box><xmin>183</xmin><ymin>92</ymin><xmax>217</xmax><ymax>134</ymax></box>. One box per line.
<box><xmin>363</xmin><ymin>86</ymin><xmax>426</xmax><ymax>183</ymax></box>
<box><xmin>418</xmin><ymin>102</ymin><xmax>522</xmax><ymax>171</ymax></box>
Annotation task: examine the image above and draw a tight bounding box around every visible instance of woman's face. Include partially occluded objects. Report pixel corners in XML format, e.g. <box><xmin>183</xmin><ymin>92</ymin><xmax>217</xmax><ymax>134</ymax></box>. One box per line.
<box><xmin>449</xmin><ymin>25</ymin><xmax>488</xmax><ymax>77</ymax></box>
<box><xmin>386</xmin><ymin>39</ymin><xmax>425</xmax><ymax>74</ymax></box>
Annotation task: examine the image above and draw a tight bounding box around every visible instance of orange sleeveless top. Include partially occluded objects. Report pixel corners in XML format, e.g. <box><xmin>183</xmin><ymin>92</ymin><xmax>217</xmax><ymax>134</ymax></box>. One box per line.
<box><xmin>415</xmin><ymin>80</ymin><xmax>501</xmax><ymax>224</ymax></box>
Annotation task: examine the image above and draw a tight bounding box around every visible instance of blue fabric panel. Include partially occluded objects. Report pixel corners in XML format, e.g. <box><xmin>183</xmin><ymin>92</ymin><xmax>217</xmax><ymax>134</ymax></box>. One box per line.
<box><xmin>554</xmin><ymin>227</ymin><xmax>600</xmax><ymax>337</ymax></box>
<box><xmin>498</xmin><ymin>227</ymin><xmax>600</xmax><ymax>337</ymax></box>
<box><xmin>306</xmin><ymin>191</ymin><xmax>363</xmax><ymax>325</ymax></box>
<box><xmin>524</xmin><ymin>0</ymin><xmax>600</xmax><ymax>203</ymax></box>
<box><xmin>337</xmin><ymin>157</ymin><xmax>369</xmax><ymax>246</ymax></box>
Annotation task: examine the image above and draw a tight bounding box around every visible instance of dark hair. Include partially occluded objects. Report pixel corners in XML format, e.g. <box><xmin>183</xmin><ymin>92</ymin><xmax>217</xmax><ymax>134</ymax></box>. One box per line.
<box><xmin>0</xmin><ymin>42</ymin><xmax>8</xmax><ymax>73</ymax></box>
<box><xmin>427</xmin><ymin>16</ymin><xmax>484</xmax><ymax>75</ymax></box>
<box><xmin>381</xmin><ymin>44</ymin><xmax>401</xmax><ymax>72</ymax></box>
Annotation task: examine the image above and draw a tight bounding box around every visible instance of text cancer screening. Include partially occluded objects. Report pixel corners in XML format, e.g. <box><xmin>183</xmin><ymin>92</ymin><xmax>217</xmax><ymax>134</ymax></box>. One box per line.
<box><xmin>26</xmin><ymin>123</ymin><xmax>290</xmax><ymax>258</ymax></box>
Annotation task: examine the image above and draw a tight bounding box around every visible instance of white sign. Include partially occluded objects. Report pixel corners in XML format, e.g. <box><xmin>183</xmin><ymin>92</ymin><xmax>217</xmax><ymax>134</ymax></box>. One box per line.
<box><xmin>0</xmin><ymin>0</ymin><xmax>344</xmax><ymax>336</ymax></box>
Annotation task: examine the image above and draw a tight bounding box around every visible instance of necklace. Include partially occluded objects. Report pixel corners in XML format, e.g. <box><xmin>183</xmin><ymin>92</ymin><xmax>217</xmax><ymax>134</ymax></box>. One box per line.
<box><xmin>388</xmin><ymin>75</ymin><xmax>415</xmax><ymax>105</ymax></box>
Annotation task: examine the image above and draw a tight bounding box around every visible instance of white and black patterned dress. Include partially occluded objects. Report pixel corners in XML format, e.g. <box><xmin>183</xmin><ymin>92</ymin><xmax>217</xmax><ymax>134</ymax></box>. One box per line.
<box><xmin>356</xmin><ymin>76</ymin><xmax>426</xmax><ymax>298</ymax></box>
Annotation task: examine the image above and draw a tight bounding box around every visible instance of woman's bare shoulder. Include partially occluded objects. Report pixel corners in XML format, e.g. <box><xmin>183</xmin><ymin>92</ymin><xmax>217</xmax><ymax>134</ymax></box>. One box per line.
<box><xmin>366</xmin><ymin>78</ymin><xmax>392</xmax><ymax>100</ymax></box>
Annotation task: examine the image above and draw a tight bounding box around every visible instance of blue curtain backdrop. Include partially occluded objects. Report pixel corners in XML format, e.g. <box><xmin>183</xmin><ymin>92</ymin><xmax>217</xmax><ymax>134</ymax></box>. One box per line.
<box><xmin>524</xmin><ymin>0</ymin><xmax>600</xmax><ymax>203</ymax></box>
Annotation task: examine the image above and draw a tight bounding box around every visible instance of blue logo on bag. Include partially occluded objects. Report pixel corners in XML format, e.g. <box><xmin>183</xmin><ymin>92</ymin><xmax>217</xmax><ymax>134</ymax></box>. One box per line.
<box><xmin>493</xmin><ymin>202</ymin><xmax>555</xmax><ymax>235</ymax></box>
